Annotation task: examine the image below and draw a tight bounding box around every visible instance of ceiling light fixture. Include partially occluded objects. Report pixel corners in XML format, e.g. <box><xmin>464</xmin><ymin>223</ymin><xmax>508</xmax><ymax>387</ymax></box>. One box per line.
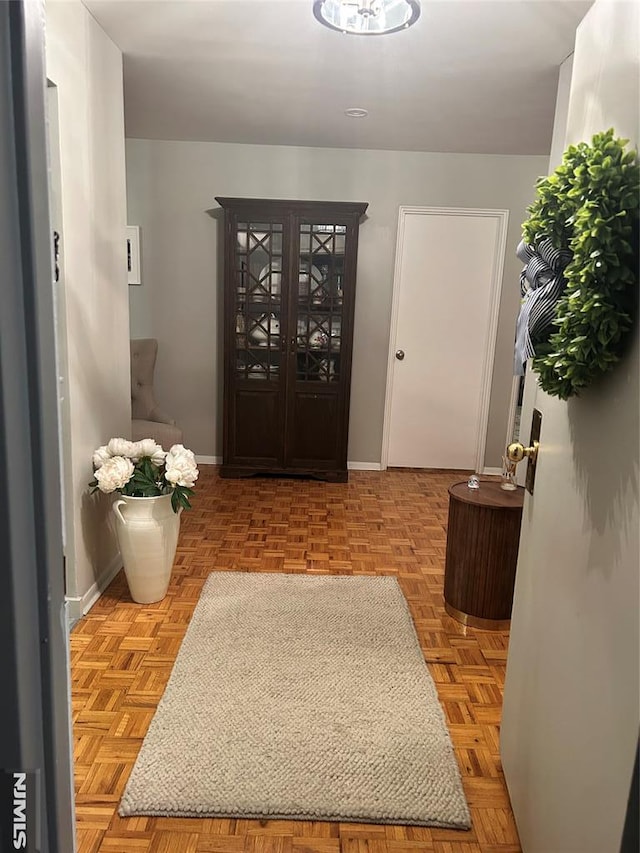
<box><xmin>313</xmin><ymin>0</ymin><xmax>420</xmax><ymax>36</ymax></box>
<box><xmin>345</xmin><ymin>108</ymin><xmax>369</xmax><ymax>117</ymax></box>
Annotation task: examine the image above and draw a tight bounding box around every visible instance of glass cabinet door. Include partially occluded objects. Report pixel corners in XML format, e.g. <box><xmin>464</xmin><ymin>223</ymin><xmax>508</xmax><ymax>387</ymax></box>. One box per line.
<box><xmin>295</xmin><ymin>223</ymin><xmax>346</xmax><ymax>382</ymax></box>
<box><xmin>234</xmin><ymin>221</ymin><xmax>284</xmax><ymax>381</ymax></box>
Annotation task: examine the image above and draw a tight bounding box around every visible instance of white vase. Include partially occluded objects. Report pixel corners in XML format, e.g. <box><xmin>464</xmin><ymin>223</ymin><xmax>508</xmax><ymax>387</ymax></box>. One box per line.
<box><xmin>112</xmin><ymin>493</ymin><xmax>182</xmax><ymax>604</ymax></box>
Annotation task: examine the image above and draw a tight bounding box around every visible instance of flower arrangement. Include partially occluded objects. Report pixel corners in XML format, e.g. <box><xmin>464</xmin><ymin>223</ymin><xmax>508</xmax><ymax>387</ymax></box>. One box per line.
<box><xmin>89</xmin><ymin>438</ymin><xmax>199</xmax><ymax>513</ymax></box>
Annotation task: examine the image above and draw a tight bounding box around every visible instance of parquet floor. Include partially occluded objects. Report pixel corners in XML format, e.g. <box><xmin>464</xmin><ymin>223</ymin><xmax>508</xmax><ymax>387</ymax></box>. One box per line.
<box><xmin>71</xmin><ymin>466</ymin><xmax>521</xmax><ymax>853</ymax></box>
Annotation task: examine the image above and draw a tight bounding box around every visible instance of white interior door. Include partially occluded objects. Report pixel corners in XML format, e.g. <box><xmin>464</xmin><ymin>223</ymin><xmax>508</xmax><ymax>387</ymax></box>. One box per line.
<box><xmin>384</xmin><ymin>207</ymin><xmax>507</xmax><ymax>470</ymax></box>
<box><xmin>500</xmin><ymin>4</ymin><xmax>640</xmax><ymax>851</ymax></box>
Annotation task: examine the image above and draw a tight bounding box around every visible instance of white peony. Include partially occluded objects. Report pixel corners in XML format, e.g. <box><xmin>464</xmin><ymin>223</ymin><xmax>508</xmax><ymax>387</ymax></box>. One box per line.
<box><xmin>94</xmin><ymin>456</ymin><xmax>134</xmax><ymax>493</ymax></box>
<box><xmin>164</xmin><ymin>445</ymin><xmax>199</xmax><ymax>488</ymax></box>
<box><xmin>107</xmin><ymin>437</ymin><xmax>137</xmax><ymax>458</ymax></box>
<box><xmin>133</xmin><ymin>438</ymin><xmax>166</xmax><ymax>466</ymax></box>
<box><xmin>167</xmin><ymin>444</ymin><xmax>196</xmax><ymax>464</ymax></box>
<box><xmin>92</xmin><ymin>445</ymin><xmax>111</xmax><ymax>469</ymax></box>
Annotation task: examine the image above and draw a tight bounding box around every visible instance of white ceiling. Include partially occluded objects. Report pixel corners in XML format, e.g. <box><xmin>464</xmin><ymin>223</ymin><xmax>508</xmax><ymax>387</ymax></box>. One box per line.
<box><xmin>83</xmin><ymin>0</ymin><xmax>591</xmax><ymax>155</ymax></box>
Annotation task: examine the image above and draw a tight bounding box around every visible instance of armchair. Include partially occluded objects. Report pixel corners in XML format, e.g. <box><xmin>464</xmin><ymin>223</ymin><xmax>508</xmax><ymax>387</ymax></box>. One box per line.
<box><xmin>131</xmin><ymin>339</ymin><xmax>183</xmax><ymax>447</ymax></box>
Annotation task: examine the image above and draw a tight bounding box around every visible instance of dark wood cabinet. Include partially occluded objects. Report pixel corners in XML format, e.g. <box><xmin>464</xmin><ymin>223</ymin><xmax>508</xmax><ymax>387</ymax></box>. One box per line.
<box><xmin>216</xmin><ymin>197</ymin><xmax>368</xmax><ymax>482</ymax></box>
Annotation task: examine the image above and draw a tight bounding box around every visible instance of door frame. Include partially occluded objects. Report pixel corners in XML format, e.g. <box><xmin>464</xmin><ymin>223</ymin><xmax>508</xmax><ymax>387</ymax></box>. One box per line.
<box><xmin>381</xmin><ymin>205</ymin><xmax>509</xmax><ymax>472</ymax></box>
<box><xmin>504</xmin><ymin>373</ymin><xmax>522</xmax><ymax>447</ymax></box>
<box><xmin>46</xmin><ymin>79</ymin><xmax>75</xmax><ymax>597</ymax></box>
<box><xmin>0</xmin><ymin>1</ymin><xmax>75</xmax><ymax>849</ymax></box>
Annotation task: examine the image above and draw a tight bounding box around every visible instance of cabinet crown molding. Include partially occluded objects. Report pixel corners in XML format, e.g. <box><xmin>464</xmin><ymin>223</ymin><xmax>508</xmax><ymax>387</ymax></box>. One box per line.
<box><xmin>215</xmin><ymin>197</ymin><xmax>368</xmax><ymax>218</ymax></box>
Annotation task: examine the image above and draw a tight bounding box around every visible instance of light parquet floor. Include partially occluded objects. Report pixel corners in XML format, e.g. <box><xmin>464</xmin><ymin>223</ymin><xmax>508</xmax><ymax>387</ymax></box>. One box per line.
<box><xmin>71</xmin><ymin>466</ymin><xmax>521</xmax><ymax>853</ymax></box>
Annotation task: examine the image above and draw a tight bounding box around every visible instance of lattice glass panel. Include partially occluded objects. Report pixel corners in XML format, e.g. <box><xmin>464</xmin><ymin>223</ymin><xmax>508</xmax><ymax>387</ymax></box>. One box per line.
<box><xmin>299</xmin><ymin>223</ymin><xmax>346</xmax><ymax>256</ymax></box>
<box><xmin>296</xmin><ymin>222</ymin><xmax>345</xmax><ymax>382</ymax></box>
<box><xmin>235</xmin><ymin>222</ymin><xmax>283</xmax><ymax>381</ymax></box>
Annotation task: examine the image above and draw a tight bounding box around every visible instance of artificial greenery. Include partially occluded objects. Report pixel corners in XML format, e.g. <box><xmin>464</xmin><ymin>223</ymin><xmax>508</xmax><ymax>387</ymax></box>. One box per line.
<box><xmin>522</xmin><ymin>128</ymin><xmax>639</xmax><ymax>399</ymax></box>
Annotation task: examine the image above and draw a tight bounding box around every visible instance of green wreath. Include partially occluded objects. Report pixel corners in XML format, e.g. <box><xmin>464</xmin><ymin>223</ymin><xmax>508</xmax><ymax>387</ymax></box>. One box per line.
<box><xmin>522</xmin><ymin>128</ymin><xmax>639</xmax><ymax>400</ymax></box>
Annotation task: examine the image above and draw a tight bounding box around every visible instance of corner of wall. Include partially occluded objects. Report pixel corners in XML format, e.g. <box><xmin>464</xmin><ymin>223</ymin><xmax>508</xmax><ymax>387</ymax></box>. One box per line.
<box><xmin>66</xmin><ymin>551</ymin><xmax>122</xmax><ymax>625</ymax></box>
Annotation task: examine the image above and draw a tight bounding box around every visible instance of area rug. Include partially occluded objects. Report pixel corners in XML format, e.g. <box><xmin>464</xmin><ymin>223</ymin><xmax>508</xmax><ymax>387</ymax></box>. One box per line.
<box><xmin>119</xmin><ymin>572</ymin><xmax>470</xmax><ymax>828</ymax></box>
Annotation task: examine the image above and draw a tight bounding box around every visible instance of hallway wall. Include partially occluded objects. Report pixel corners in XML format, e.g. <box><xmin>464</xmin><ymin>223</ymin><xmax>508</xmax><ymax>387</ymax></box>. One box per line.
<box><xmin>46</xmin><ymin>0</ymin><xmax>130</xmax><ymax>615</ymax></box>
<box><xmin>126</xmin><ymin>140</ymin><xmax>547</xmax><ymax>467</ymax></box>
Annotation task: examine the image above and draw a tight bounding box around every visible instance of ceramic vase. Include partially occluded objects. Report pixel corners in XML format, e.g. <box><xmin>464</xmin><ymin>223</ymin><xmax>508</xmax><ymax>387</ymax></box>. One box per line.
<box><xmin>112</xmin><ymin>493</ymin><xmax>181</xmax><ymax>604</ymax></box>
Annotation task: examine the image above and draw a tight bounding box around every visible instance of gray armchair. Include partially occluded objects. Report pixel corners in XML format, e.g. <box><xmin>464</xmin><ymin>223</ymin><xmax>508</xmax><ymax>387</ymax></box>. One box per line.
<box><xmin>131</xmin><ymin>339</ymin><xmax>183</xmax><ymax>448</ymax></box>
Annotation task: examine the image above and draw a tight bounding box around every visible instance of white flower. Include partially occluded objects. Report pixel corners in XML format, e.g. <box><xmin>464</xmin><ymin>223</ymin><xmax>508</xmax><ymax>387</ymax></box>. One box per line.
<box><xmin>106</xmin><ymin>437</ymin><xmax>137</xmax><ymax>458</ymax></box>
<box><xmin>94</xmin><ymin>456</ymin><xmax>134</xmax><ymax>493</ymax></box>
<box><xmin>167</xmin><ymin>444</ymin><xmax>196</xmax><ymax>464</ymax></box>
<box><xmin>133</xmin><ymin>438</ymin><xmax>166</xmax><ymax>466</ymax></box>
<box><xmin>165</xmin><ymin>460</ymin><xmax>199</xmax><ymax>488</ymax></box>
<box><xmin>164</xmin><ymin>445</ymin><xmax>199</xmax><ymax>488</ymax></box>
<box><xmin>92</xmin><ymin>445</ymin><xmax>111</xmax><ymax>469</ymax></box>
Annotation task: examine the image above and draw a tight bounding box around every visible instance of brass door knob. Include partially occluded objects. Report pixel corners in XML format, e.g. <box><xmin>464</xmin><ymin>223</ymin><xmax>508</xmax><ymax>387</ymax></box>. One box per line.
<box><xmin>507</xmin><ymin>440</ymin><xmax>539</xmax><ymax>465</ymax></box>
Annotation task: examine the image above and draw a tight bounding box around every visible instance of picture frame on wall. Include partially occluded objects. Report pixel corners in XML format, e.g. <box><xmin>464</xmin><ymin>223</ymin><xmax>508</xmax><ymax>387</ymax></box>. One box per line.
<box><xmin>126</xmin><ymin>225</ymin><xmax>141</xmax><ymax>285</ymax></box>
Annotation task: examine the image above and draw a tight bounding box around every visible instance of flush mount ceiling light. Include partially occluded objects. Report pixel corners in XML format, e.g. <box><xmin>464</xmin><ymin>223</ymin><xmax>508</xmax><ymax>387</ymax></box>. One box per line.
<box><xmin>345</xmin><ymin>107</ymin><xmax>369</xmax><ymax>117</ymax></box>
<box><xmin>313</xmin><ymin>0</ymin><xmax>420</xmax><ymax>35</ymax></box>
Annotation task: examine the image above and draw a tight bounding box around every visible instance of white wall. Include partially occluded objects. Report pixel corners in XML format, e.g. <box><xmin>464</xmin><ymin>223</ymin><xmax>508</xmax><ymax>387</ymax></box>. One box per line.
<box><xmin>549</xmin><ymin>54</ymin><xmax>575</xmax><ymax>171</ymax></box>
<box><xmin>126</xmin><ymin>140</ymin><xmax>547</xmax><ymax>467</ymax></box>
<box><xmin>501</xmin><ymin>1</ymin><xmax>639</xmax><ymax>850</ymax></box>
<box><xmin>46</xmin><ymin>0</ymin><xmax>130</xmax><ymax>615</ymax></box>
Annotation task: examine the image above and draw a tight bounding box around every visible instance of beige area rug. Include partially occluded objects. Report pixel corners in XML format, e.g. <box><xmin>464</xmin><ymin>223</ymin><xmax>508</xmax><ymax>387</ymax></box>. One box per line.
<box><xmin>120</xmin><ymin>572</ymin><xmax>471</xmax><ymax>828</ymax></box>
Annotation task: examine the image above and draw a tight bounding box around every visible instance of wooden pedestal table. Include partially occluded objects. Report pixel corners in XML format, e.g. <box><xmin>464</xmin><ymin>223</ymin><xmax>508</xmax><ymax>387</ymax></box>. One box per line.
<box><xmin>444</xmin><ymin>480</ymin><xmax>524</xmax><ymax>630</ymax></box>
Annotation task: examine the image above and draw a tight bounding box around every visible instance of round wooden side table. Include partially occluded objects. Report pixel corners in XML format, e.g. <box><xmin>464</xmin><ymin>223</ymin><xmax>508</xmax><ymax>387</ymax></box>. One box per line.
<box><xmin>443</xmin><ymin>480</ymin><xmax>524</xmax><ymax>630</ymax></box>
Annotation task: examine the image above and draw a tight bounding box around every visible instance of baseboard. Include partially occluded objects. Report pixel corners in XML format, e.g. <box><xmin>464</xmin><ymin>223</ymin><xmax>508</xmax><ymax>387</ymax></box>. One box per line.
<box><xmin>198</xmin><ymin>459</ymin><xmax>489</xmax><ymax>474</ymax></box>
<box><xmin>195</xmin><ymin>457</ymin><xmax>381</xmax><ymax>471</ymax></box>
<box><xmin>65</xmin><ymin>552</ymin><xmax>122</xmax><ymax>626</ymax></box>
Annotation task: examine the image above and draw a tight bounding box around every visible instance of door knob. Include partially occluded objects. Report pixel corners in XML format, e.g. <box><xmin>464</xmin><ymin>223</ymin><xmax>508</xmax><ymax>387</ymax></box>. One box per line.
<box><xmin>395</xmin><ymin>349</ymin><xmax>405</xmax><ymax>360</ymax></box>
<box><xmin>507</xmin><ymin>440</ymin><xmax>539</xmax><ymax>465</ymax></box>
<box><xmin>507</xmin><ymin>408</ymin><xmax>542</xmax><ymax>495</ymax></box>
